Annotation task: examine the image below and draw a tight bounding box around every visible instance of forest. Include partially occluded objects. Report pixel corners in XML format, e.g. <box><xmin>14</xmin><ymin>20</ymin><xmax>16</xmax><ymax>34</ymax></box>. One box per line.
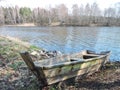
<box><xmin>0</xmin><ymin>2</ymin><xmax>120</xmax><ymax>26</ymax></box>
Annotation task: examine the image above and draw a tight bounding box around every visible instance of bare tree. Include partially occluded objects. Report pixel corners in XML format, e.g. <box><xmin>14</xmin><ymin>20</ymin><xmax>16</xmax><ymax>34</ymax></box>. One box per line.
<box><xmin>72</xmin><ymin>4</ymin><xmax>80</xmax><ymax>25</ymax></box>
<box><xmin>56</xmin><ymin>4</ymin><xmax>68</xmax><ymax>25</ymax></box>
<box><xmin>114</xmin><ymin>2</ymin><xmax>120</xmax><ymax>26</ymax></box>
<box><xmin>15</xmin><ymin>5</ymin><xmax>21</xmax><ymax>23</ymax></box>
<box><xmin>32</xmin><ymin>8</ymin><xmax>39</xmax><ymax>24</ymax></box>
<box><xmin>115</xmin><ymin>2</ymin><xmax>120</xmax><ymax>18</ymax></box>
<box><xmin>79</xmin><ymin>4</ymin><xmax>84</xmax><ymax>16</ymax></box>
<box><xmin>0</xmin><ymin>7</ymin><xmax>4</xmax><ymax>25</ymax></box>
<box><xmin>84</xmin><ymin>3</ymin><xmax>91</xmax><ymax>16</ymax></box>
<box><xmin>84</xmin><ymin>3</ymin><xmax>91</xmax><ymax>25</ymax></box>
<box><xmin>33</xmin><ymin>8</ymin><xmax>49</xmax><ymax>25</ymax></box>
<box><xmin>103</xmin><ymin>7</ymin><xmax>116</xmax><ymax>26</ymax></box>
<box><xmin>78</xmin><ymin>4</ymin><xmax>85</xmax><ymax>25</ymax></box>
<box><xmin>49</xmin><ymin>7</ymin><xmax>59</xmax><ymax>23</ymax></box>
<box><xmin>4</xmin><ymin>7</ymin><xmax>14</xmax><ymax>24</ymax></box>
<box><xmin>91</xmin><ymin>2</ymin><xmax>101</xmax><ymax>24</ymax></box>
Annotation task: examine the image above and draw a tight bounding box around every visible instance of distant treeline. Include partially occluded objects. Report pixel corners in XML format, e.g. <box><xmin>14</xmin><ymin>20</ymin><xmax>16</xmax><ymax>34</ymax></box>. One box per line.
<box><xmin>0</xmin><ymin>2</ymin><xmax>120</xmax><ymax>26</ymax></box>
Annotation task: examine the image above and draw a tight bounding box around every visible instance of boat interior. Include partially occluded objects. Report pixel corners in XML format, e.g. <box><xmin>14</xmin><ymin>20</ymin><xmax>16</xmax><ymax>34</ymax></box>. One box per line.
<box><xmin>34</xmin><ymin>53</ymin><xmax>100</xmax><ymax>69</ymax></box>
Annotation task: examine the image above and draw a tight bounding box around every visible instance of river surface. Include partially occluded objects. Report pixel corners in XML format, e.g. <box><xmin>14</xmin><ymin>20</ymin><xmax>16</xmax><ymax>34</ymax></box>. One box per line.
<box><xmin>0</xmin><ymin>26</ymin><xmax>120</xmax><ymax>61</ymax></box>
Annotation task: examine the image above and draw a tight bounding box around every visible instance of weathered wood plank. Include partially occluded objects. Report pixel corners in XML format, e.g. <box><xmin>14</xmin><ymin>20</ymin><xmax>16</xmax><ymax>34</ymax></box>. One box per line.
<box><xmin>20</xmin><ymin>51</ymin><xmax>48</xmax><ymax>87</ymax></box>
<box><xmin>46</xmin><ymin>63</ymin><xmax>102</xmax><ymax>85</ymax></box>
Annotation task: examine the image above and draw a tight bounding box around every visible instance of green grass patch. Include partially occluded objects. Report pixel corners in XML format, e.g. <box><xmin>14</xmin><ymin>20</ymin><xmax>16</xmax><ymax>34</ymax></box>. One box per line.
<box><xmin>29</xmin><ymin>45</ymin><xmax>41</xmax><ymax>51</ymax></box>
<box><xmin>8</xmin><ymin>61</ymin><xmax>24</xmax><ymax>70</ymax></box>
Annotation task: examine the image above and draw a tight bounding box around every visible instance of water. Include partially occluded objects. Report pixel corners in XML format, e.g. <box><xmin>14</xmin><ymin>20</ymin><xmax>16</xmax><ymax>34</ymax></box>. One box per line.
<box><xmin>0</xmin><ymin>26</ymin><xmax>120</xmax><ymax>61</ymax></box>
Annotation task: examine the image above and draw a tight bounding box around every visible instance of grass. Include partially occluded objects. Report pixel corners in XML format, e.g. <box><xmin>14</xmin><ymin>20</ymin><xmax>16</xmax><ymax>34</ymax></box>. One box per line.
<box><xmin>29</xmin><ymin>45</ymin><xmax>41</xmax><ymax>51</ymax></box>
<box><xmin>0</xmin><ymin>36</ymin><xmax>44</xmax><ymax>90</ymax></box>
<box><xmin>8</xmin><ymin>61</ymin><xmax>24</xmax><ymax>70</ymax></box>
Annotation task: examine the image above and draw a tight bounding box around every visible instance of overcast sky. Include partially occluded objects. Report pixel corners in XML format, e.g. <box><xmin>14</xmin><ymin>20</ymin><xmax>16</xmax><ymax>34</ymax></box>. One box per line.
<box><xmin>0</xmin><ymin>0</ymin><xmax>119</xmax><ymax>9</ymax></box>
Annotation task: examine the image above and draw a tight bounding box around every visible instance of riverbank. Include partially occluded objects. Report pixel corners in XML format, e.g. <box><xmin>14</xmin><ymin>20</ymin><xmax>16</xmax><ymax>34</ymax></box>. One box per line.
<box><xmin>0</xmin><ymin>36</ymin><xmax>120</xmax><ymax>90</ymax></box>
<box><xmin>3</xmin><ymin>23</ymin><xmax>36</xmax><ymax>27</ymax></box>
<box><xmin>2</xmin><ymin>22</ymin><xmax>120</xmax><ymax>27</ymax></box>
<box><xmin>0</xmin><ymin>35</ymin><xmax>41</xmax><ymax>90</ymax></box>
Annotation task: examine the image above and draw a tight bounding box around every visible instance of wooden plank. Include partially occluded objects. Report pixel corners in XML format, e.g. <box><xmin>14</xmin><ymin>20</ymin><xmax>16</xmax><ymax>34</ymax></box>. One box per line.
<box><xmin>43</xmin><ymin>58</ymin><xmax>103</xmax><ymax>78</ymax></box>
<box><xmin>20</xmin><ymin>51</ymin><xmax>35</xmax><ymax>71</ymax></box>
<box><xmin>20</xmin><ymin>51</ymin><xmax>48</xmax><ymax>87</ymax></box>
<box><xmin>46</xmin><ymin>63</ymin><xmax>102</xmax><ymax>85</ymax></box>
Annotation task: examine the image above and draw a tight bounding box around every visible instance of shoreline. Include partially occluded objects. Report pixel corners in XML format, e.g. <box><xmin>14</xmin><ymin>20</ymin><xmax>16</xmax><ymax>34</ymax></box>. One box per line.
<box><xmin>1</xmin><ymin>23</ymin><xmax>120</xmax><ymax>27</ymax></box>
<box><xmin>0</xmin><ymin>35</ymin><xmax>119</xmax><ymax>62</ymax></box>
<box><xmin>0</xmin><ymin>35</ymin><xmax>31</xmax><ymax>48</ymax></box>
<box><xmin>3</xmin><ymin>23</ymin><xmax>36</xmax><ymax>27</ymax></box>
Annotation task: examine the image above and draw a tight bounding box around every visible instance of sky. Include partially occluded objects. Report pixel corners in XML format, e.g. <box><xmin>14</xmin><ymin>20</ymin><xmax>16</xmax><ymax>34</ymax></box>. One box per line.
<box><xmin>0</xmin><ymin>0</ymin><xmax>120</xmax><ymax>10</ymax></box>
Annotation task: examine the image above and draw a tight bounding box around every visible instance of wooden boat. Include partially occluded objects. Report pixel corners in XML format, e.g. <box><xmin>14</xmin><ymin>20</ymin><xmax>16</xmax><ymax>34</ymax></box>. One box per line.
<box><xmin>20</xmin><ymin>50</ymin><xmax>111</xmax><ymax>88</ymax></box>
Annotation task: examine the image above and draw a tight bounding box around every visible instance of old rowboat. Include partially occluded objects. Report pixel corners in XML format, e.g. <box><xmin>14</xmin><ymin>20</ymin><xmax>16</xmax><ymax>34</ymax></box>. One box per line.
<box><xmin>20</xmin><ymin>50</ymin><xmax>111</xmax><ymax>88</ymax></box>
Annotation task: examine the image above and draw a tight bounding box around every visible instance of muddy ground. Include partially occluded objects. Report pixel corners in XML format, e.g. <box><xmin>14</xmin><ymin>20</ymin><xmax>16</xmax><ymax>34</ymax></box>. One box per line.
<box><xmin>0</xmin><ymin>36</ymin><xmax>120</xmax><ymax>90</ymax></box>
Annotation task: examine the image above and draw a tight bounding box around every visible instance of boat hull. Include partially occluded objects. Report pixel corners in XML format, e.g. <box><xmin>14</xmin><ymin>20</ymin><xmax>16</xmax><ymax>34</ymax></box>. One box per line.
<box><xmin>20</xmin><ymin>50</ymin><xmax>110</xmax><ymax>87</ymax></box>
<box><xmin>44</xmin><ymin>56</ymin><xmax>106</xmax><ymax>85</ymax></box>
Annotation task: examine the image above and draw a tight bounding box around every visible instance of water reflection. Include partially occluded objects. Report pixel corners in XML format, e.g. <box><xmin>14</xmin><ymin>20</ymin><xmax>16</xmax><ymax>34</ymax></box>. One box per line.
<box><xmin>0</xmin><ymin>26</ymin><xmax>120</xmax><ymax>61</ymax></box>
